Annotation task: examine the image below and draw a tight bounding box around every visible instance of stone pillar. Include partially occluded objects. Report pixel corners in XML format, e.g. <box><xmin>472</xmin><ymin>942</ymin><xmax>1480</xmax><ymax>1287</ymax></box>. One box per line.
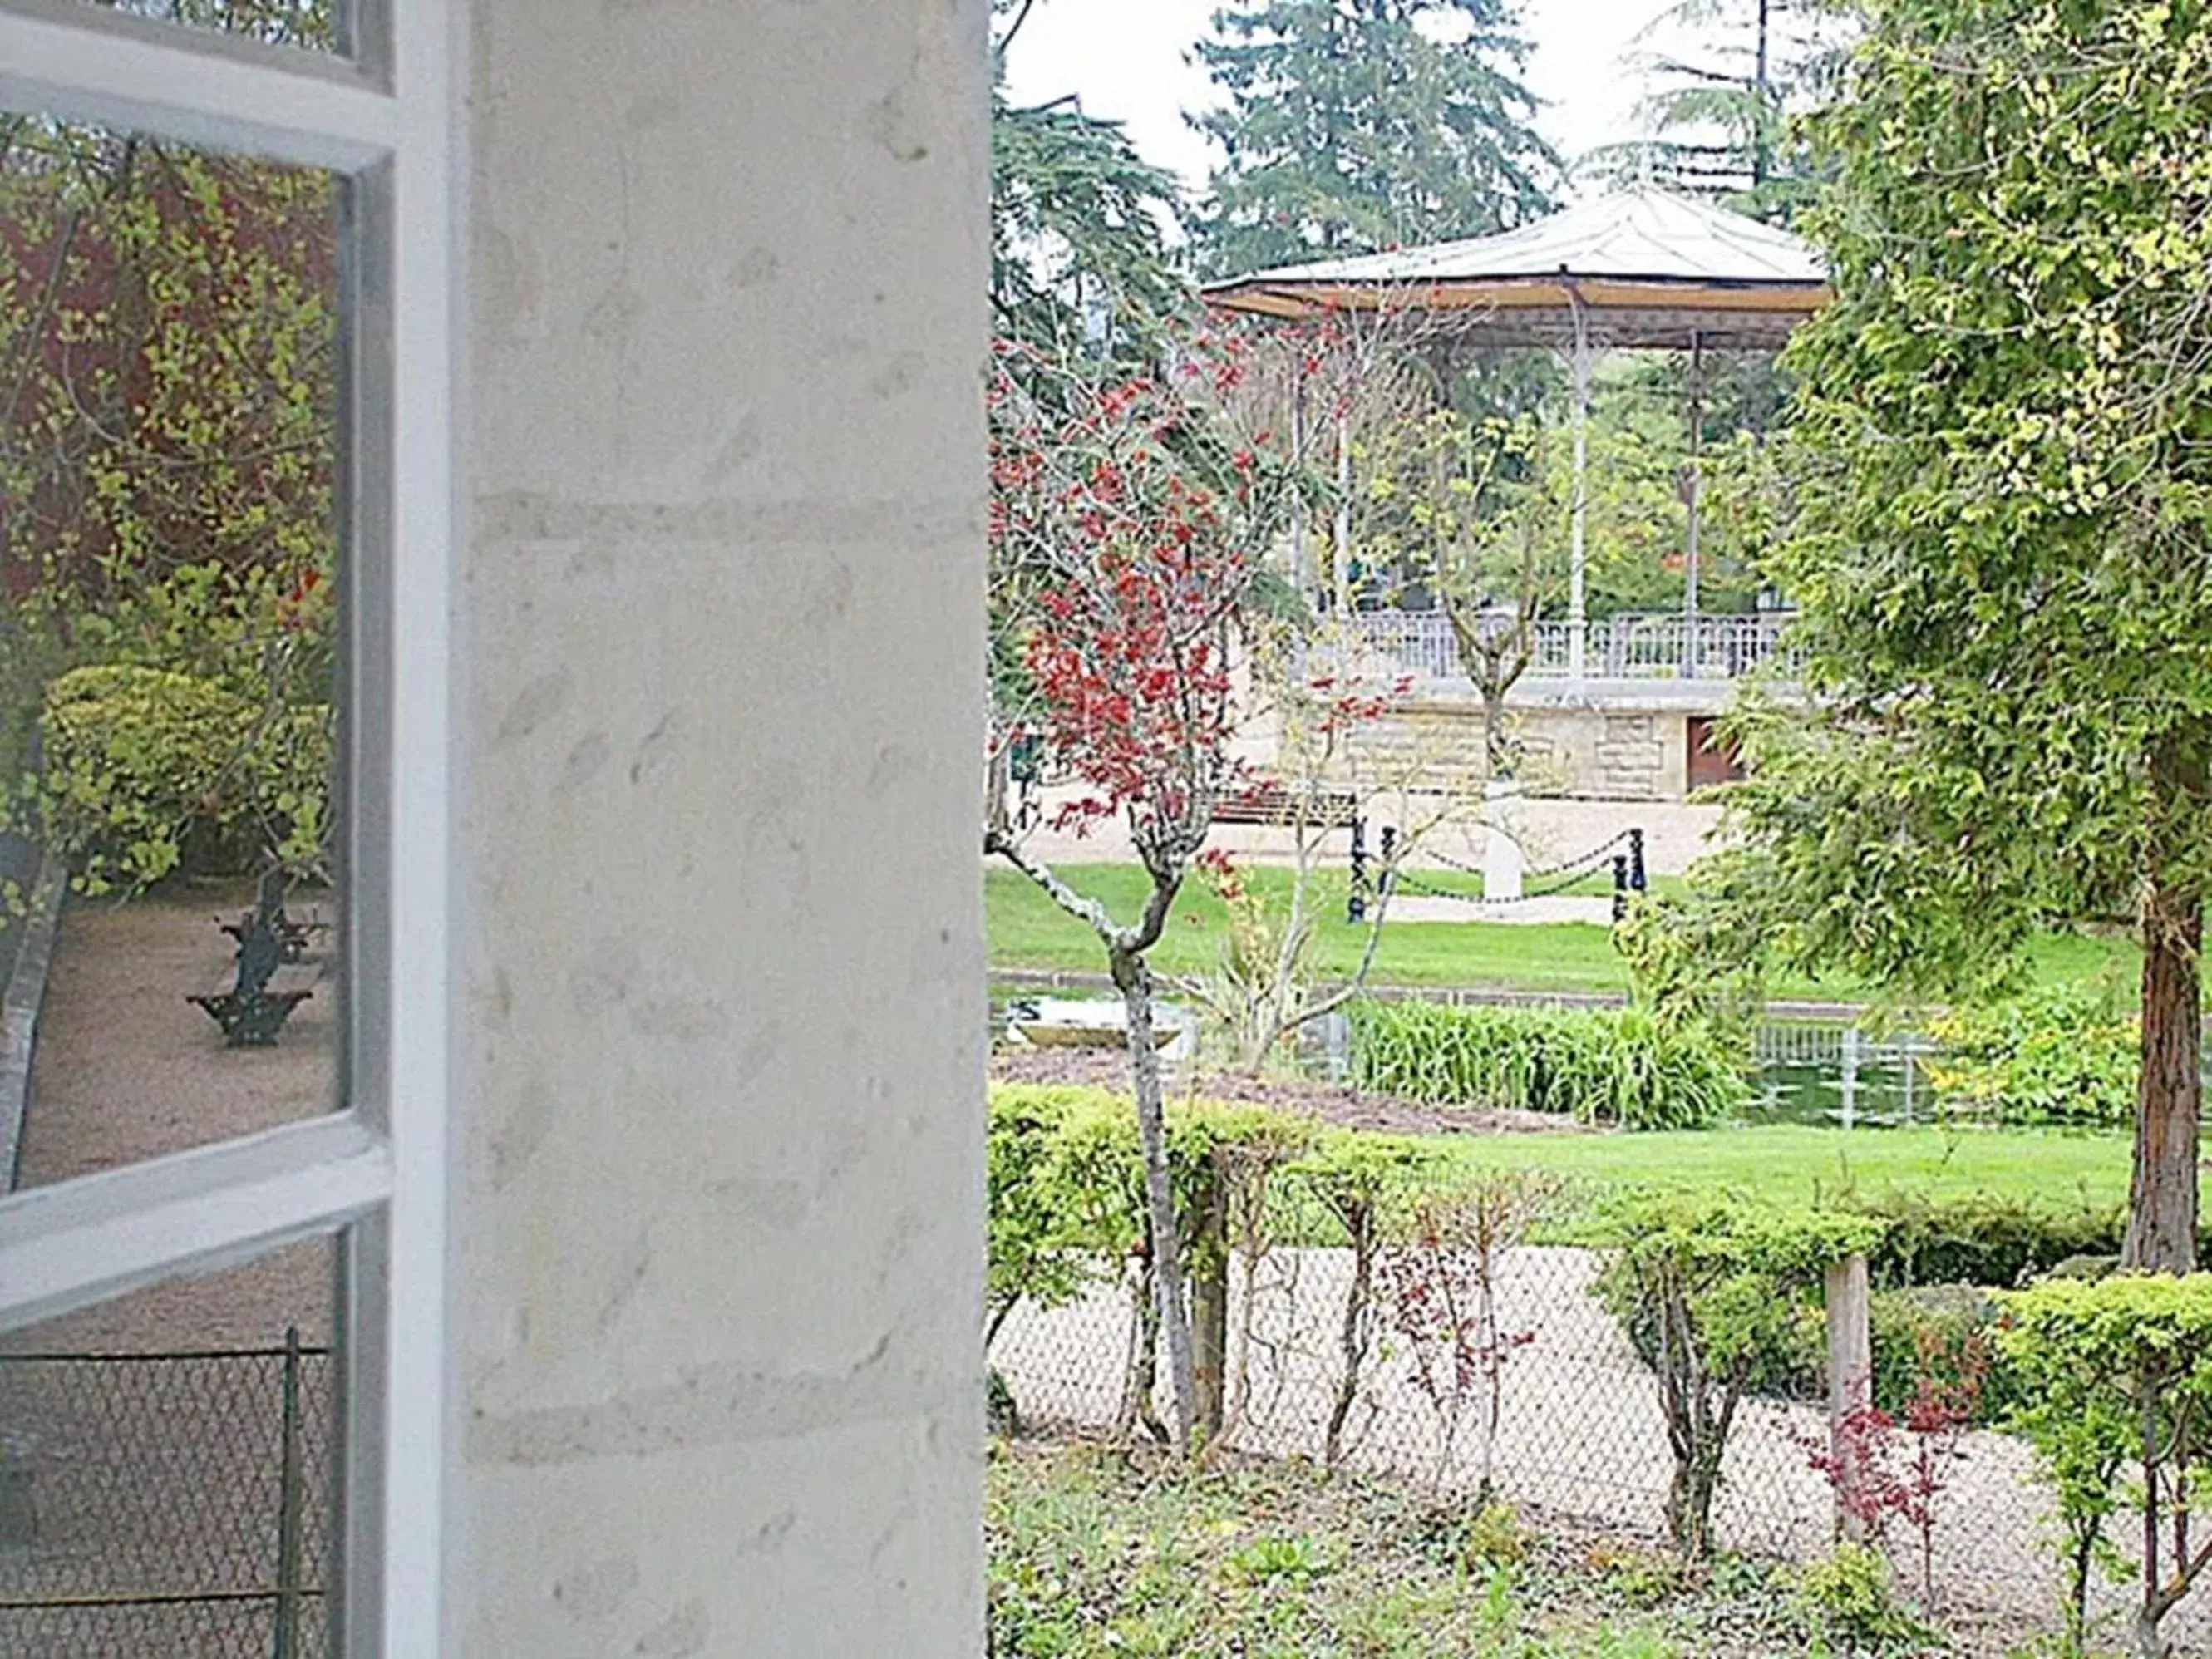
<box><xmin>1484</xmin><ymin>779</ymin><xmax>1525</xmax><ymax>903</ymax></box>
<box><xmin>451</xmin><ymin>2</ymin><xmax>988</xmax><ymax>1653</ymax></box>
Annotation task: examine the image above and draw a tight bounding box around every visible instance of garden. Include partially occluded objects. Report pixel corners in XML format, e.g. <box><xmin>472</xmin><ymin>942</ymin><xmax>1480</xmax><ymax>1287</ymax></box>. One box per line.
<box><xmin>978</xmin><ymin>0</ymin><xmax>2212</xmax><ymax>1651</ymax></box>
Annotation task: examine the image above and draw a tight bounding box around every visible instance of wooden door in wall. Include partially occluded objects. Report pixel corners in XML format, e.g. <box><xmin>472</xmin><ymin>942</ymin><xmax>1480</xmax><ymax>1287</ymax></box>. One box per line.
<box><xmin>1687</xmin><ymin>716</ymin><xmax>1746</xmax><ymax>790</ymax></box>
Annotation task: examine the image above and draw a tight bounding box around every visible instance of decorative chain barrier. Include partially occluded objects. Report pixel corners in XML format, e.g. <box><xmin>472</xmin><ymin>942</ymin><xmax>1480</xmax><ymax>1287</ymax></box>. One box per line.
<box><xmin>1352</xmin><ymin>827</ymin><xmax>1648</xmax><ymax>921</ymax></box>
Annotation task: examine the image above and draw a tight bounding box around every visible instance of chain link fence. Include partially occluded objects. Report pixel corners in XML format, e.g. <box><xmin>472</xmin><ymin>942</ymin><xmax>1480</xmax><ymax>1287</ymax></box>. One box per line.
<box><xmin>0</xmin><ymin>1336</ymin><xmax>333</xmax><ymax>1658</ymax></box>
<box><xmin>990</xmin><ymin>1243</ymin><xmax>2200</xmax><ymax>1648</ymax></box>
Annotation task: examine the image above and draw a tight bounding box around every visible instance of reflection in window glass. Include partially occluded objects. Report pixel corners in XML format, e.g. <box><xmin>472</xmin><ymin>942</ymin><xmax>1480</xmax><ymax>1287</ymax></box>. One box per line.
<box><xmin>0</xmin><ymin>121</ymin><xmax>345</xmax><ymax>1185</ymax></box>
<box><xmin>62</xmin><ymin>0</ymin><xmax>348</xmax><ymax>55</ymax></box>
<box><xmin>0</xmin><ymin>1238</ymin><xmax>341</xmax><ymax>1657</ymax></box>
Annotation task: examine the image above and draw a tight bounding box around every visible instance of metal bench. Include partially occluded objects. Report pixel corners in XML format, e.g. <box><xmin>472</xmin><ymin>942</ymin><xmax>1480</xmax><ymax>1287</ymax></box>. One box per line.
<box><xmin>1210</xmin><ymin>782</ymin><xmax>1362</xmax><ymax>830</ymax></box>
<box><xmin>190</xmin><ymin>868</ymin><xmax>319</xmax><ymax>1047</ymax></box>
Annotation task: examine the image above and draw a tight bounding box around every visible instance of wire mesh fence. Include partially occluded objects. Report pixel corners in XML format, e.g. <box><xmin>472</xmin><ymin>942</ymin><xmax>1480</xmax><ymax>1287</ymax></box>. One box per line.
<box><xmin>0</xmin><ymin>1337</ymin><xmax>333</xmax><ymax>1659</ymax></box>
<box><xmin>989</xmin><ymin>1242</ymin><xmax>2200</xmax><ymax>1648</ymax></box>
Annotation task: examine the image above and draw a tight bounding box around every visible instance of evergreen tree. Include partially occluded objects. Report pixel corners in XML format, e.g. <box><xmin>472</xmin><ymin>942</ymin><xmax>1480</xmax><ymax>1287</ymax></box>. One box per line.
<box><xmin>1192</xmin><ymin>0</ymin><xmax>1557</xmax><ymax>278</ymax></box>
<box><xmin>991</xmin><ymin>1</ymin><xmax>1189</xmax><ymax>362</ymax></box>
<box><xmin>1591</xmin><ymin>0</ymin><xmax>1853</xmax><ymax>222</ymax></box>
<box><xmin>1681</xmin><ymin>0</ymin><xmax>2212</xmax><ymax>1270</ymax></box>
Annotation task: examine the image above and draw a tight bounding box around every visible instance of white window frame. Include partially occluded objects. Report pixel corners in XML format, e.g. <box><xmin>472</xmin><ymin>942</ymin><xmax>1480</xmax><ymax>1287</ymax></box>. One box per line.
<box><xmin>0</xmin><ymin>3</ymin><xmax>452</xmax><ymax>1652</ymax></box>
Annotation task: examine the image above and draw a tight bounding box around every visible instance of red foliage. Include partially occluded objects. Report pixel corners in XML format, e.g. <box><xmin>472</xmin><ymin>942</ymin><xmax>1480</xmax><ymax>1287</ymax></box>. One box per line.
<box><xmin>1797</xmin><ymin>1328</ymin><xmax>1988</xmax><ymax>1603</ymax></box>
<box><xmin>989</xmin><ymin>340</ymin><xmax>1281</xmax><ymax>860</ymax></box>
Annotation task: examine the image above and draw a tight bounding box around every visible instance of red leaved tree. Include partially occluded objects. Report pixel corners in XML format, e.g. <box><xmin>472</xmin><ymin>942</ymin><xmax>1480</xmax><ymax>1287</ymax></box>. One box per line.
<box><xmin>985</xmin><ymin>336</ymin><xmax>1295</xmax><ymax>1450</ymax></box>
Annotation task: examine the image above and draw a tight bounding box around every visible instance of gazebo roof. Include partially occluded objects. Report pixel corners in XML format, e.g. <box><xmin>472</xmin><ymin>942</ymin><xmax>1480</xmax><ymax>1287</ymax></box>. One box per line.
<box><xmin>1201</xmin><ymin>188</ymin><xmax>1830</xmax><ymax>350</ymax></box>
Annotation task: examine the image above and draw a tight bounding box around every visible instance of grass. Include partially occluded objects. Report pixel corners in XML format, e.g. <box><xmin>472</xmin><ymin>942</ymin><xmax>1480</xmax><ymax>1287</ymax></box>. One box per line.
<box><xmin>1436</xmin><ymin>1122</ymin><xmax>2131</xmax><ymax>1212</ymax></box>
<box><xmin>988</xmin><ymin>1439</ymin><xmax>1870</xmax><ymax>1657</ymax></box>
<box><xmin>988</xmin><ymin>862</ymin><xmax>2141</xmax><ymax>1003</ymax></box>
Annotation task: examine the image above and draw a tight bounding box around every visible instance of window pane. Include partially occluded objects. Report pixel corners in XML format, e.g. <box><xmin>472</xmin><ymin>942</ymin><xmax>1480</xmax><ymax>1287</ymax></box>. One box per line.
<box><xmin>0</xmin><ymin>121</ymin><xmax>347</xmax><ymax>1188</ymax></box>
<box><xmin>57</xmin><ymin>1</ymin><xmax>354</xmax><ymax>57</ymax></box>
<box><xmin>0</xmin><ymin>1236</ymin><xmax>341</xmax><ymax>1658</ymax></box>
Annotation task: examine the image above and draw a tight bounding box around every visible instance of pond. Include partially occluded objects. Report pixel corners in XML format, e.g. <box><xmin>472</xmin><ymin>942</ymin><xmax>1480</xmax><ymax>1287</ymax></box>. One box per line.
<box><xmin>996</xmin><ymin>992</ymin><xmax>1960</xmax><ymax>1133</ymax></box>
<box><xmin>1744</xmin><ymin>1024</ymin><xmax>1934</xmax><ymax>1129</ymax></box>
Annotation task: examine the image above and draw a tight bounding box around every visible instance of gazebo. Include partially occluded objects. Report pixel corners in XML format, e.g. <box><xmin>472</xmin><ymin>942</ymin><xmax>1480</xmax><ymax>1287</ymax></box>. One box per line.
<box><xmin>1202</xmin><ymin>188</ymin><xmax>1831</xmax><ymax>680</ymax></box>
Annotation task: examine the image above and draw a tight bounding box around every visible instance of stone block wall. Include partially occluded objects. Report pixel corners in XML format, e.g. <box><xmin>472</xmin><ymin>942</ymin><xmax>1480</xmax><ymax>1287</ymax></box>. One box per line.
<box><xmin>1337</xmin><ymin>697</ymin><xmax>1694</xmax><ymax>801</ymax></box>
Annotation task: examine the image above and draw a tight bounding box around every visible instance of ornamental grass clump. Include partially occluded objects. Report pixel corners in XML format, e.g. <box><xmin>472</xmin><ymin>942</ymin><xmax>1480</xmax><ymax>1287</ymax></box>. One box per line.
<box><xmin>1348</xmin><ymin>998</ymin><xmax>1748</xmax><ymax>1130</ymax></box>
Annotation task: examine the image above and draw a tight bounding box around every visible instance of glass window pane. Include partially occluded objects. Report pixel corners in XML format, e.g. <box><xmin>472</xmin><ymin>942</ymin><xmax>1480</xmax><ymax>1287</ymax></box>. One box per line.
<box><xmin>0</xmin><ymin>121</ymin><xmax>347</xmax><ymax>1189</ymax></box>
<box><xmin>57</xmin><ymin>1</ymin><xmax>354</xmax><ymax>57</ymax></box>
<box><xmin>0</xmin><ymin>1235</ymin><xmax>341</xmax><ymax>1658</ymax></box>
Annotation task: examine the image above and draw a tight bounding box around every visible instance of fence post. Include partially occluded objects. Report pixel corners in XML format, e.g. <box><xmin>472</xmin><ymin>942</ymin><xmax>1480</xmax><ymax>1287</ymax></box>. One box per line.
<box><xmin>1825</xmin><ymin>1253</ymin><xmax>1873</xmax><ymax>1543</ymax></box>
<box><xmin>273</xmin><ymin>1326</ymin><xmax>304</xmax><ymax>1659</ymax></box>
<box><xmin>1628</xmin><ymin>828</ymin><xmax>1647</xmax><ymax>893</ymax></box>
<box><xmin>1840</xmin><ymin>1026</ymin><xmax>1861</xmax><ymax>1130</ymax></box>
<box><xmin>1611</xmin><ymin>855</ymin><xmax>1630</xmax><ymax>923</ymax></box>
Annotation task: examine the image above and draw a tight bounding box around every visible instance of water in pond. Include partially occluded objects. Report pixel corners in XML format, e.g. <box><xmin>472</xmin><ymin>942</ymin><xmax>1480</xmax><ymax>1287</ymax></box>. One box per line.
<box><xmin>1746</xmin><ymin>1027</ymin><xmax>1933</xmax><ymax>1129</ymax></box>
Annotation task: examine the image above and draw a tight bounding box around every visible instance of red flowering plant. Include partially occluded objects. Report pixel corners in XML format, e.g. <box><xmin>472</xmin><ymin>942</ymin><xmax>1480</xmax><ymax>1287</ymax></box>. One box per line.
<box><xmin>1798</xmin><ymin>1325</ymin><xmax>1988</xmax><ymax>1609</ymax></box>
<box><xmin>984</xmin><ymin>332</ymin><xmax>1299</xmax><ymax>1454</ymax></box>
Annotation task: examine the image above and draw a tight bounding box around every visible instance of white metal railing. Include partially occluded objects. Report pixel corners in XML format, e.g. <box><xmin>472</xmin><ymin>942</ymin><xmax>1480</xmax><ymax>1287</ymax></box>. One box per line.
<box><xmin>1335</xmin><ymin>609</ymin><xmax>1806</xmax><ymax>684</ymax></box>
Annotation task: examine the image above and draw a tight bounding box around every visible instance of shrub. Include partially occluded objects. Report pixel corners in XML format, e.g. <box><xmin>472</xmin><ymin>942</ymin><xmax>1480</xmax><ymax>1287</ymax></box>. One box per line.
<box><xmin>1847</xmin><ymin>1189</ymin><xmax>2123</xmax><ymax>1290</ymax></box>
<box><xmin>32</xmin><ymin>662</ymin><xmax>331</xmax><ymax>892</ymax></box>
<box><xmin>1997</xmin><ymin>1273</ymin><xmax>2212</xmax><ymax>1657</ymax></box>
<box><xmin>1349</xmin><ymin>998</ymin><xmax>1750</xmax><ymax>1130</ymax></box>
<box><xmin>1794</xmin><ymin>1543</ymin><xmax>1935</xmax><ymax>1653</ymax></box>
<box><xmin>1282</xmin><ymin>1130</ymin><xmax>1456</xmax><ymax>1465</ymax></box>
<box><xmin>1594</xmin><ymin>1193</ymin><xmax>1884</xmax><ymax>1557</ymax></box>
<box><xmin>1925</xmin><ymin>986</ymin><xmax>2136</xmax><ymax>1129</ymax></box>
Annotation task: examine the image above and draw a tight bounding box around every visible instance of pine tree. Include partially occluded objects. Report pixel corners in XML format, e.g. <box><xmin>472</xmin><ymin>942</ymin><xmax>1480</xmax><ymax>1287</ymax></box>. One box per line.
<box><xmin>1592</xmin><ymin>0</ymin><xmax>1853</xmax><ymax>222</ymax></box>
<box><xmin>1192</xmin><ymin>0</ymin><xmax>1557</xmax><ymax>278</ymax></box>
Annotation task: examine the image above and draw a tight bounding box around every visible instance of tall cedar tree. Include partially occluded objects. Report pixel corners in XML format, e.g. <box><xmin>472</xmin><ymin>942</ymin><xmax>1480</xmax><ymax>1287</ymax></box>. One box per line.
<box><xmin>1592</xmin><ymin>0</ymin><xmax>1852</xmax><ymax>222</ymax></box>
<box><xmin>1192</xmin><ymin>0</ymin><xmax>1556</xmax><ymax>278</ymax></box>
<box><xmin>1717</xmin><ymin>0</ymin><xmax>2212</xmax><ymax>1270</ymax></box>
<box><xmin>990</xmin><ymin>0</ymin><xmax>1187</xmax><ymax>362</ymax></box>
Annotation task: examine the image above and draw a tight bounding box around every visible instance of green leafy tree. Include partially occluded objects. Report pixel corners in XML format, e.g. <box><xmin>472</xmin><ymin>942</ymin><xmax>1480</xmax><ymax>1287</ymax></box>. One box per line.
<box><xmin>1998</xmin><ymin>1275</ymin><xmax>2212</xmax><ymax>1657</ymax></box>
<box><xmin>1192</xmin><ymin>0</ymin><xmax>1557</xmax><ymax>278</ymax></box>
<box><xmin>1698</xmin><ymin>0</ymin><xmax>2212</xmax><ymax>1271</ymax></box>
<box><xmin>0</xmin><ymin>73</ymin><xmax>340</xmax><ymax>885</ymax></box>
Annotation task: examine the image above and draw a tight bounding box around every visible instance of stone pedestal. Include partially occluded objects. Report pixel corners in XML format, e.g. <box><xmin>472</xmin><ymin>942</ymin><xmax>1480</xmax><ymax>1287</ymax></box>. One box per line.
<box><xmin>1484</xmin><ymin>780</ymin><xmax>1526</xmax><ymax>902</ymax></box>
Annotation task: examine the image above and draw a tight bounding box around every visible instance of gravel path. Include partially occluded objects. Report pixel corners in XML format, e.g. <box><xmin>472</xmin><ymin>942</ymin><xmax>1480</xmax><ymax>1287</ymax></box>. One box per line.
<box><xmin>992</xmin><ymin>1244</ymin><xmax>2190</xmax><ymax>1652</ymax></box>
<box><xmin>9</xmin><ymin>884</ymin><xmax>339</xmax><ymax>1353</ymax></box>
<box><xmin>1</xmin><ymin>889</ymin><xmax>344</xmax><ymax>1658</ymax></box>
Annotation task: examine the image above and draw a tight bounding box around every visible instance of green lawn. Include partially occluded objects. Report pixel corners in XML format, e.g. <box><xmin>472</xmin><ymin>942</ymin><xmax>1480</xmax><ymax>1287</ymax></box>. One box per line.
<box><xmin>988</xmin><ymin>862</ymin><xmax>2138</xmax><ymax>1003</ymax></box>
<box><xmin>1438</xmin><ymin>1123</ymin><xmax>2131</xmax><ymax>1210</ymax></box>
<box><xmin>988</xmin><ymin>1440</ymin><xmax>1817</xmax><ymax>1658</ymax></box>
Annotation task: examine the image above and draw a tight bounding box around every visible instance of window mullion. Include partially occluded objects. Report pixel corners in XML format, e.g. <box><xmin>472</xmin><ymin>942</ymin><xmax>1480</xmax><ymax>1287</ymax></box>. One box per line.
<box><xmin>0</xmin><ymin>1114</ymin><xmax>391</xmax><ymax>1333</ymax></box>
<box><xmin>0</xmin><ymin>0</ymin><xmax>397</xmax><ymax>170</ymax></box>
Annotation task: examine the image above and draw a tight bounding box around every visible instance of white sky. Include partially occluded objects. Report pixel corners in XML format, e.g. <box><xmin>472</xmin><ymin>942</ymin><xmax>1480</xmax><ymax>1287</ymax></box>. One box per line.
<box><xmin>1000</xmin><ymin>0</ymin><xmax>1669</xmax><ymax>206</ymax></box>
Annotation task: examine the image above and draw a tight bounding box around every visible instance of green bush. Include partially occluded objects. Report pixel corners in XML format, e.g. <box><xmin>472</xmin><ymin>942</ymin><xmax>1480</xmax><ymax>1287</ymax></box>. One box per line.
<box><xmin>984</xmin><ymin>1081</ymin><xmax>1316</xmax><ymax>1303</ymax></box>
<box><xmin>1997</xmin><ymin>1273</ymin><xmax>2212</xmax><ymax>1654</ymax></box>
<box><xmin>1846</xmin><ymin>1188</ymin><xmax>2123</xmax><ymax>1290</ymax></box>
<box><xmin>1925</xmin><ymin>986</ymin><xmax>2136</xmax><ymax>1128</ymax></box>
<box><xmin>1594</xmin><ymin>1193</ymin><xmax>1884</xmax><ymax>1556</ymax></box>
<box><xmin>1349</xmin><ymin>998</ymin><xmax>1750</xmax><ymax>1130</ymax></box>
<box><xmin>32</xmin><ymin>662</ymin><xmax>331</xmax><ymax>892</ymax></box>
<box><xmin>1793</xmin><ymin>1543</ymin><xmax>1935</xmax><ymax>1653</ymax></box>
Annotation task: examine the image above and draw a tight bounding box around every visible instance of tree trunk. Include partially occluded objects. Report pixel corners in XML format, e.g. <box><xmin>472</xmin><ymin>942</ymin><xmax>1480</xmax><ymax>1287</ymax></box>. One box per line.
<box><xmin>1113</xmin><ymin>947</ymin><xmax>1200</xmax><ymax>1450</ymax></box>
<box><xmin>1190</xmin><ymin>1159</ymin><xmax>1229</xmax><ymax>1443</ymax></box>
<box><xmin>2124</xmin><ymin>873</ymin><xmax>2202</xmax><ymax>1273</ymax></box>
<box><xmin>1480</xmin><ymin>689</ymin><xmax>1510</xmax><ymax>781</ymax></box>
<box><xmin>1325</xmin><ymin>1207</ymin><xmax>1376</xmax><ymax>1467</ymax></box>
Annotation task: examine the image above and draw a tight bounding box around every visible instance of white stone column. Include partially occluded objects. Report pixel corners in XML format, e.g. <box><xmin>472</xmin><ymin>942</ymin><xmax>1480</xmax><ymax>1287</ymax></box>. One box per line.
<box><xmin>451</xmin><ymin>2</ymin><xmax>988</xmax><ymax>1652</ymax></box>
<box><xmin>1484</xmin><ymin>778</ymin><xmax>1526</xmax><ymax>903</ymax></box>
